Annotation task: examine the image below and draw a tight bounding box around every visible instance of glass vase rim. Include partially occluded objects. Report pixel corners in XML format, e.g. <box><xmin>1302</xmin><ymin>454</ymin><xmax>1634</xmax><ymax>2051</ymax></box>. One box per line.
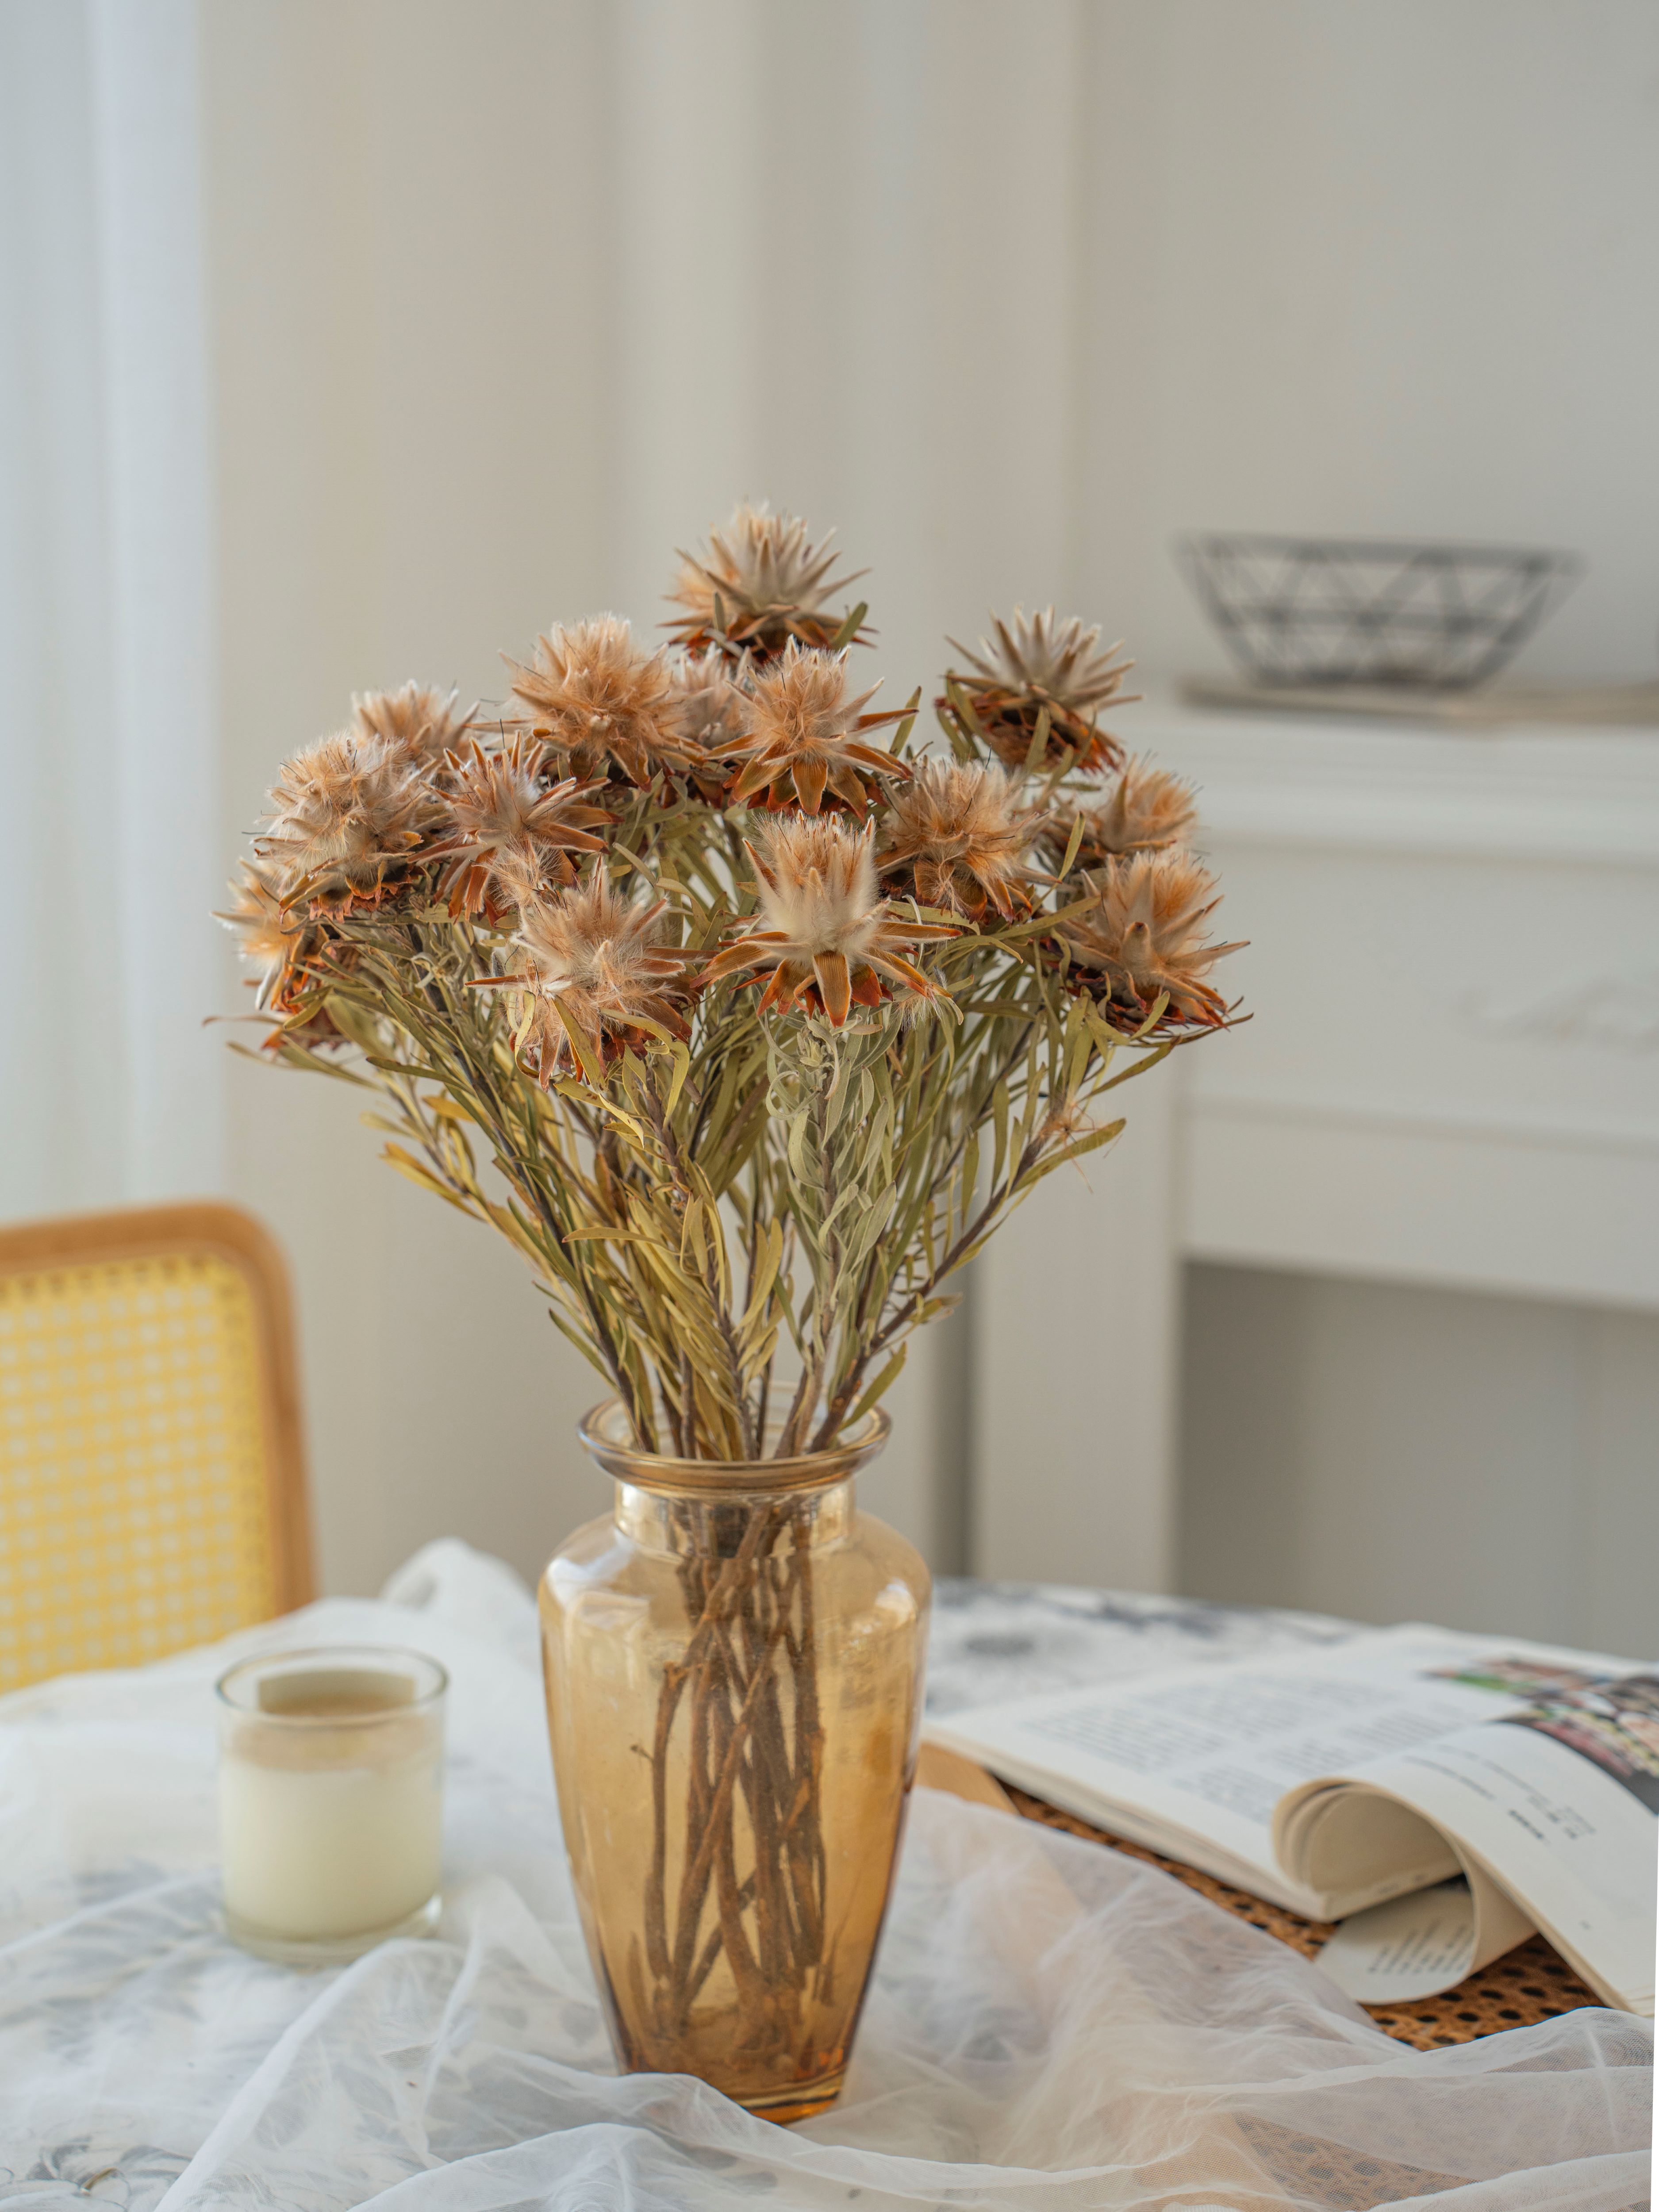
<box><xmin>577</xmin><ymin>1399</ymin><xmax>890</xmax><ymax>1494</ymax></box>
<box><xmin>215</xmin><ymin>1644</ymin><xmax>449</xmax><ymax>1722</ymax></box>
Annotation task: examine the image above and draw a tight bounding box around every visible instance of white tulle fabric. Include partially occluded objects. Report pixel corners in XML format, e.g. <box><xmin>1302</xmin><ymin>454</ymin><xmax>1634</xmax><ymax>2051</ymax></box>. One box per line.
<box><xmin>0</xmin><ymin>1543</ymin><xmax>1647</xmax><ymax>2212</ymax></box>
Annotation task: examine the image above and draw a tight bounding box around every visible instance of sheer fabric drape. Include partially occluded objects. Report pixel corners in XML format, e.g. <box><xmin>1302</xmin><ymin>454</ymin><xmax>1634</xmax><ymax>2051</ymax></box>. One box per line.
<box><xmin>0</xmin><ymin>0</ymin><xmax>220</xmax><ymax>1219</ymax></box>
<box><xmin>2</xmin><ymin>1542</ymin><xmax>1647</xmax><ymax>2210</ymax></box>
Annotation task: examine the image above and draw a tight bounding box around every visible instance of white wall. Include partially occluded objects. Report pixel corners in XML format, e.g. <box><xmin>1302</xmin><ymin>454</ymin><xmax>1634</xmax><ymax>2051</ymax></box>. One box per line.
<box><xmin>1179</xmin><ymin>1265</ymin><xmax>1659</xmax><ymax>1658</ymax></box>
<box><xmin>205</xmin><ymin>2</ymin><xmax>618</xmax><ymax>1592</ymax></box>
<box><xmin>192</xmin><ymin>0</ymin><xmax>1659</xmax><ymax>1609</ymax></box>
<box><xmin>1079</xmin><ymin>0</ymin><xmax>1659</xmax><ymax>687</ymax></box>
<box><xmin>981</xmin><ymin>0</ymin><xmax>1659</xmax><ymax>1620</ymax></box>
<box><xmin>1087</xmin><ymin>4</ymin><xmax>1659</xmax><ymax>1654</ymax></box>
<box><xmin>200</xmin><ymin>0</ymin><xmax>1091</xmax><ymax>1591</ymax></box>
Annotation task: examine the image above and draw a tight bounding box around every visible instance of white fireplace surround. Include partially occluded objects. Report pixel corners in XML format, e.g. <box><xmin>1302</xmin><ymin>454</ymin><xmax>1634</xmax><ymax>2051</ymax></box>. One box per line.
<box><xmin>975</xmin><ymin>704</ymin><xmax>1659</xmax><ymax>1606</ymax></box>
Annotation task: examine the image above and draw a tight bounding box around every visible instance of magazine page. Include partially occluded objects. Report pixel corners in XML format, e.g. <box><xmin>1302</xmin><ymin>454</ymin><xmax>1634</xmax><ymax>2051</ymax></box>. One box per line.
<box><xmin>924</xmin><ymin>1625</ymin><xmax>1622</xmax><ymax>1917</ymax></box>
<box><xmin>1309</xmin><ymin>1875</ymin><xmax>1533</xmax><ymax>2007</ymax></box>
<box><xmin>1275</xmin><ymin>1661</ymin><xmax>1659</xmax><ymax>2013</ymax></box>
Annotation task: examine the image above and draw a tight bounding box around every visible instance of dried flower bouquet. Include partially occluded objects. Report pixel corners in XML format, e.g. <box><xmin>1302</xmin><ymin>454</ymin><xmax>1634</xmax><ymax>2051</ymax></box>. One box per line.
<box><xmin>225</xmin><ymin>503</ymin><xmax>1239</xmax><ymax>1463</ymax></box>
<box><xmin>222</xmin><ymin>505</ymin><xmax>1241</xmax><ymax>2103</ymax></box>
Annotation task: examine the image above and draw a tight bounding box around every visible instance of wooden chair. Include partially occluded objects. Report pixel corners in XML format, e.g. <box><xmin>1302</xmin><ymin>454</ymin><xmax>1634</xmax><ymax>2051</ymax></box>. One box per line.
<box><xmin>0</xmin><ymin>1202</ymin><xmax>314</xmax><ymax>1695</ymax></box>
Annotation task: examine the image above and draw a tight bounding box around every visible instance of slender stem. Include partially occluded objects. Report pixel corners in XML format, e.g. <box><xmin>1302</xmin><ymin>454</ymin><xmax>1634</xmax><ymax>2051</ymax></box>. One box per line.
<box><xmin>639</xmin><ymin>1069</ymin><xmax>754</xmax><ymax>1458</ymax></box>
<box><xmin>808</xmin><ymin>1133</ymin><xmax>1044</xmax><ymax>1449</ymax></box>
<box><xmin>641</xmin><ymin>1491</ymin><xmax>828</xmax><ymax>2067</ymax></box>
<box><xmin>776</xmin><ymin>1037</ymin><xmax>842</xmax><ymax>1455</ymax></box>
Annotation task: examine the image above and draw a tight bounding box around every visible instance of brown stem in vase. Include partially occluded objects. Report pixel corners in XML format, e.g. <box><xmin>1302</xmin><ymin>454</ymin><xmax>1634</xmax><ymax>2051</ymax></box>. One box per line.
<box><xmin>644</xmin><ymin>1492</ymin><xmax>829</xmax><ymax>2066</ymax></box>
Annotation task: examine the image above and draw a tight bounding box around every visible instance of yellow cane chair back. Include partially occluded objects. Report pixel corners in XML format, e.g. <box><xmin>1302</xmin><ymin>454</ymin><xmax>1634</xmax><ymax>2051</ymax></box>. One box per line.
<box><xmin>0</xmin><ymin>1202</ymin><xmax>313</xmax><ymax>1695</ymax></box>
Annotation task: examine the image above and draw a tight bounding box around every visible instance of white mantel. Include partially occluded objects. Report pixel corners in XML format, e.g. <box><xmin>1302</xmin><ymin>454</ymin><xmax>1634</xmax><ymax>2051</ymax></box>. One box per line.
<box><xmin>974</xmin><ymin>703</ymin><xmax>1659</xmax><ymax>1595</ymax></box>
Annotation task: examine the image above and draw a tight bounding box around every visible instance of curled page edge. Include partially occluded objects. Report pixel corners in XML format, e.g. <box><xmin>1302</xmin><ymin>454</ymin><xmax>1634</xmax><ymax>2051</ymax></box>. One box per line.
<box><xmin>1315</xmin><ymin>1866</ymin><xmax>1534</xmax><ymax>2003</ymax></box>
<box><xmin>1309</xmin><ymin>1811</ymin><xmax>1536</xmax><ymax>2001</ymax></box>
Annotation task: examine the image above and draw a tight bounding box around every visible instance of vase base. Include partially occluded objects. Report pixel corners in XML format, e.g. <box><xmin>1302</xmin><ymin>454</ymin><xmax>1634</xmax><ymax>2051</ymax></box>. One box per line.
<box><xmin>733</xmin><ymin>2070</ymin><xmax>846</xmax><ymax>2128</ymax></box>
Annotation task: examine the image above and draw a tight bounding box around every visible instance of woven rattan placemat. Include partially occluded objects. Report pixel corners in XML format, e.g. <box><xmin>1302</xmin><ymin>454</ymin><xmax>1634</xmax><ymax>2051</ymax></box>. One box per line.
<box><xmin>1006</xmin><ymin>1785</ymin><xmax>1601</xmax><ymax>2049</ymax></box>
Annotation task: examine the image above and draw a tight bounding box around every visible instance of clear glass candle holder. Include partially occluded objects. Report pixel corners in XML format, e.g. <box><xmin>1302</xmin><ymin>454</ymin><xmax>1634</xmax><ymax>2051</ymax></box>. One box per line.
<box><xmin>216</xmin><ymin>1645</ymin><xmax>447</xmax><ymax>1964</ymax></box>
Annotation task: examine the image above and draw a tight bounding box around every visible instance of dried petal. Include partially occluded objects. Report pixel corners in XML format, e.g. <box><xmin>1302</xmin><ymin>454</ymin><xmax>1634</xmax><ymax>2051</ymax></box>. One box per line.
<box><xmin>216</xmin><ymin>863</ymin><xmax>322</xmax><ymax>1010</ymax></box>
<box><xmin>478</xmin><ymin>875</ymin><xmax>698</xmax><ymax>1085</ymax></box>
<box><xmin>429</xmin><ymin>735</ymin><xmax>612</xmax><ymax>918</ymax></box>
<box><xmin>1045</xmin><ymin>757</ymin><xmax>1198</xmax><ymax>874</ymax></box>
<box><xmin>703</xmin><ymin>814</ymin><xmax>955</xmax><ymax>1027</ymax></box>
<box><xmin>668</xmin><ymin>502</ymin><xmax>868</xmax><ymax>662</ymax></box>
<box><xmin>724</xmin><ymin>642</ymin><xmax>906</xmax><ymax>818</ymax></box>
<box><xmin>1053</xmin><ymin>850</ymin><xmax>1243</xmax><ymax>1032</ymax></box>
<box><xmin>507</xmin><ymin>617</ymin><xmax>694</xmax><ymax>788</ymax></box>
<box><xmin>944</xmin><ymin>607</ymin><xmax>1136</xmax><ymax>775</ymax></box>
<box><xmin>877</xmin><ymin>761</ymin><xmax>1041</xmax><ymax>920</ymax></box>
<box><xmin>353</xmin><ymin>684</ymin><xmax>476</xmax><ymax>776</ymax></box>
<box><xmin>671</xmin><ymin>647</ymin><xmax>748</xmax><ymax>753</ymax></box>
<box><xmin>257</xmin><ymin>729</ymin><xmax>439</xmax><ymax>917</ymax></box>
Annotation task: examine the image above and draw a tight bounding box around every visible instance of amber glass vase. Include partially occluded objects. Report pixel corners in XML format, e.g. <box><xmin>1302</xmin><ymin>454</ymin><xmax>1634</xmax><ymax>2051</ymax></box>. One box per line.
<box><xmin>539</xmin><ymin>1402</ymin><xmax>929</xmax><ymax>2124</ymax></box>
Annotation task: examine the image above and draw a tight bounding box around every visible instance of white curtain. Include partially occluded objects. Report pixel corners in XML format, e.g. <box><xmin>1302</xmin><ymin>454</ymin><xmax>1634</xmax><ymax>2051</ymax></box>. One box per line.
<box><xmin>0</xmin><ymin>0</ymin><xmax>220</xmax><ymax>1219</ymax></box>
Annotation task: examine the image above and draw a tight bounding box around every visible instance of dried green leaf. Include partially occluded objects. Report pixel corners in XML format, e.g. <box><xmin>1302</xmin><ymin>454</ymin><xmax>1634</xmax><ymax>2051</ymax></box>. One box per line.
<box><xmin>829</xmin><ymin>599</ymin><xmax>869</xmax><ymax>651</ymax></box>
<box><xmin>848</xmin><ymin>1344</ymin><xmax>907</xmax><ymax>1425</ymax></box>
<box><xmin>381</xmin><ymin>1143</ymin><xmax>472</xmax><ymax>1214</ymax></box>
<box><xmin>1020</xmin><ymin>1119</ymin><xmax>1125</xmax><ymax>1189</ymax></box>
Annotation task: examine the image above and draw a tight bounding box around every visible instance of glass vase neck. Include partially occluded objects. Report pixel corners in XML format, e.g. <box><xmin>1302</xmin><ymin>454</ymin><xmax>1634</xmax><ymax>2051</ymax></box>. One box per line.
<box><xmin>575</xmin><ymin>1399</ymin><xmax>890</xmax><ymax>1498</ymax></box>
<box><xmin>612</xmin><ymin>1477</ymin><xmax>855</xmax><ymax>1554</ymax></box>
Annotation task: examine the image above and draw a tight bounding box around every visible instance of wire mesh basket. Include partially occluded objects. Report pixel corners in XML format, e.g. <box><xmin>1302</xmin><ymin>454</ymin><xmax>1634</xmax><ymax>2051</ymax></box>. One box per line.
<box><xmin>1178</xmin><ymin>535</ymin><xmax>1582</xmax><ymax>690</ymax></box>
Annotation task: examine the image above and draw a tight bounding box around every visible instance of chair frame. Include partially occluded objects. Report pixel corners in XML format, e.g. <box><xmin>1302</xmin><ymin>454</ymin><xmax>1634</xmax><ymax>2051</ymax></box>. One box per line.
<box><xmin>0</xmin><ymin>1200</ymin><xmax>315</xmax><ymax>1614</ymax></box>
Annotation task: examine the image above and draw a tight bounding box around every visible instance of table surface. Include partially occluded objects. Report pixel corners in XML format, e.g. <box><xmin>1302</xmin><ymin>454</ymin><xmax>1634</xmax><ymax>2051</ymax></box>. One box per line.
<box><xmin>925</xmin><ymin>1575</ymin><xmax>1357</xmax><ymax>1715</ymax></box>
<box><xmin>1</xmin><ymin>1547</ymin><xmax>1643</xmax><ymax>2210</ymax></box>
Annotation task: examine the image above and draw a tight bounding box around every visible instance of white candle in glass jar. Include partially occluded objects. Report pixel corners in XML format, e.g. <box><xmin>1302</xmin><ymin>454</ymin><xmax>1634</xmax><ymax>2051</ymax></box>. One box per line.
<box><xmin>216</xmin><ymin>1647</ymin><xmax>447</xmax><ymax>1962</ymax></box>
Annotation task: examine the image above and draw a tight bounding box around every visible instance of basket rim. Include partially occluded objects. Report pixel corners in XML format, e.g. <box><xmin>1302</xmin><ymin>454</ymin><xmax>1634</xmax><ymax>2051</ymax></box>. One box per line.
<box><xmin>1178</xmin><ymin>530</ymin><xmax>1583</xmax><ymax>574</ymax></box>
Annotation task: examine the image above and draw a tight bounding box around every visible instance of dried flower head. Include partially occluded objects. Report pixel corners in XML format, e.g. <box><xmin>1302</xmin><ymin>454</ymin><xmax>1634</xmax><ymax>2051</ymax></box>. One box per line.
<box><xmin>725</xmin><ymin>642</ymin><xmax>905</xmax><ymax>817</ymax></box>
<box><xmin>353</xmin><ymin>684</ymin><xmax>475</xmax><ymax>776</ymax></box>
<box><xmin>668</xmin><ymin>502</ymin><xmax>869</xmax><ymax>661</ymax></box>
<box><xmin>670</xmin><ymin>647</ymin><xmax>748</xmax><ymax>754</ymax></box>
<box><xmin>507</xmin><ymin>617</ymin><xmax>694</xmax><ymax>788</ymax></box>
<box><xmin>877</xmin><ymin>760</ymin><xmax>1040</xmax><ymax>921</ymax></box>
<box><xmin>703</xmin><ymin>814</ymin><xmax>956</xmax><ymax>1026</ymax></box>
<box><xmin>480</xmin><ymin>876</ymin><xmax>698</xmax><ymax>1085</ymax></box>
<box><xmin>1045</xmin><ymin>757</ymin><xmax>1198</xmax><ymax>876</ymax></box>
<box><xmin>257</xmin><ymin>729</ymin><xmax>438</xmax><ymax>916</ymax></box>
<box><xmin>217</xmin><ymin>862</ymin><xmax>322</xmax><ymax>1010</ymax></box>
<box><xmin>429</xmin><ymin>737</ymin><xmax>612</xmax><ymax>919</ymax></box>
<box><xmin>1053</xmin><ymin>850</ymin><xmax>1242</xmax><ymax>1032</ymax></box>
<box><xmin>945</xmin><ymin>607</ymin><xmax>1136</xmax><ymax>775</ymax></box>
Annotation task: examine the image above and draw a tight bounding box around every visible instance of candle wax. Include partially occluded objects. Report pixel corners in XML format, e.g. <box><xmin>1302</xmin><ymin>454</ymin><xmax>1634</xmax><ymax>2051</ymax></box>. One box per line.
<box><xmin>219</xmin><ymin>1669</ymin><xmax>442</xmax><ymax>1943</ymax></box>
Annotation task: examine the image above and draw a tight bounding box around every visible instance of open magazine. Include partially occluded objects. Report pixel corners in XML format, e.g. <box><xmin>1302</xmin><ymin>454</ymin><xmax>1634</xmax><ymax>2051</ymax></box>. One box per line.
<box><xmin>924</xmin><ymin>1624</ymin><xmax>1656</xmax><ymax>2013</ymax></box>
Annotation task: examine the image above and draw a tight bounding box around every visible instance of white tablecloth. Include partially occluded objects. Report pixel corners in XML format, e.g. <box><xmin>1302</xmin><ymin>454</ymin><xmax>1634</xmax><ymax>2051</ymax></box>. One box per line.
<box><xmin>0</xmin><ymin>1542</ymin><xmax>1648</xmax><ymax>2210</ymax></box>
